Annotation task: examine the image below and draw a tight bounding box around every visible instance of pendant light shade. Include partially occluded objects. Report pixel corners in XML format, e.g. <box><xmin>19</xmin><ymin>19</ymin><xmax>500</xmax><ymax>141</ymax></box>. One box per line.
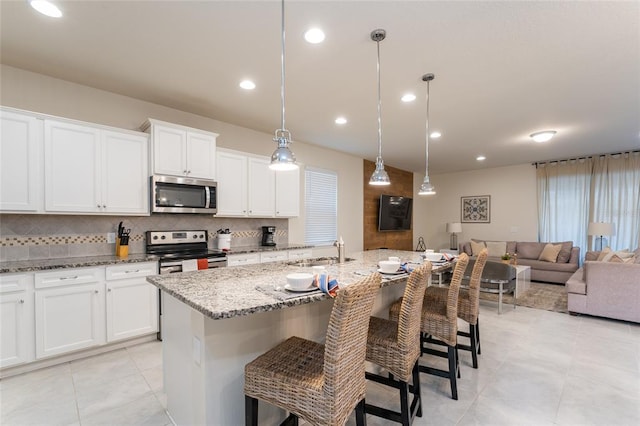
<box><xmin>369</xmin><ymin>29</ymin><xmax>390</xmax><ymax>186</ymax></box>
<box><xmin>419</xmin><ymin>73</ymin><xmax>436</xmax><ymax>195</ymax></box>
<box><xmin>269</xmin><ymin>0</ymin><xmax>298</xmax><ymax>171</ymax></box>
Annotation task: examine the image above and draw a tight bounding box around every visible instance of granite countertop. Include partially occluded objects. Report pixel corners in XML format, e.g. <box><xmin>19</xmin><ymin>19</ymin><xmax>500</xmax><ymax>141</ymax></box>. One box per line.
<box><xmin>225</xmin><ymin>243</ymin><xmax>313</xmax><ymax>255</ymax></box>
<box><xmin>147</xmin><ymin>249</ymin><xmax>433</xmax><ymax>321</ymax></box>
<box><xmin>0</xmin><ymin>254</ymin><xmax>159</xmax><ymax>274</ymax></box>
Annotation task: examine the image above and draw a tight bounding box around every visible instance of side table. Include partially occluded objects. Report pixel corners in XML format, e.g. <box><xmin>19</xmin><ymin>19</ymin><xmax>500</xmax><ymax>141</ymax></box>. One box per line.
<box><xmin>515</xmin><ymin>265</ymin><xmax>531</xmax><ymax>298</ymax></box>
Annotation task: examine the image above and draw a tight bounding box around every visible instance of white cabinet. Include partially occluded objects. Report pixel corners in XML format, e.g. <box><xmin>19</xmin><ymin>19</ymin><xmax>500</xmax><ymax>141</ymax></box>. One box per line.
<box><xmin>259</xmin><ymin>251</ymin><xmax>288</xmax><ymax>263</ymax></box>
<box><xmin>44</xmin><ymin>119</ymin><xmax>148</xmax><ymax>214</ymax></box>
<box><xmin>144</xmin><ymin>119</ymin><xmax>217</xmax><ymax>180</ymax></box>
<box><xmin>248</xmin><ymin>157</ymin><xmax>275</xmax><ymax>217</ymax></box>
<box><xmin>275</xmin><ymin>168</ymin><xmax>300</xmax><ymax>217</ymax></box>
<box><xmin>288</xmin><ymin>248</ymin><xmax>313</xmax><ymax>261</ymax></box>
<box><xmin>216</xmin><ymin>148</ymin><xmax>300</xmax><ymax>218</ymax></box>
<box><xmin>0</xmin><ymin>109</ymin><xmax>43</xmax><ymax>212</ymax></box>
<box><xmin>227</xmin><ymin>253</ymin><xmax>260</xmax><ymax>267</ymax></box>
<box><xmin>0</xmin><ymin>273</ymin><xmax>35</xmax><ymax>368</ymax></box>
<box><xmin>216</xmin><ymin>150</ymin><xmax>247</xmax><ymax>216</ymax></box>
<box><xmin>105</xmin><ymin>262</ymin><xmax>158</xmax><ymax>342</ymax></box>
<box><xmin>34</xmin><ymin>267</ymin><xmax>106</xmax><ymax>359</ymax></box>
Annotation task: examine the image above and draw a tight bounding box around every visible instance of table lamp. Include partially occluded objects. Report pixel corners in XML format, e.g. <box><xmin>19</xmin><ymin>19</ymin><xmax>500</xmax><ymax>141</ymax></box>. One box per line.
<box><xmin>587</xmin><ymin>222</ymin><xmax>613</xmax><ymax>251</ymax></box>
<box><xmin>446</xmin><ymin>222</ymin><xmax>462</xmax><ymax>250</ymax></box>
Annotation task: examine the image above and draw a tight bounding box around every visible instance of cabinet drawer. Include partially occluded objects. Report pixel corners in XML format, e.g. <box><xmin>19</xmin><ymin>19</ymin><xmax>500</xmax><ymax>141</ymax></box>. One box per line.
<box><xmin>287</xmin><ymin>249</ymin><xmax>313</xmax><ymax>261</ymax></box>
<box><xmin>0</xmin><ymin>273</ymin><xmax>33</xmax><ymax>293</ymax></box>
<box><xmin>227</xmin><ymin>253</ymin><xmax>260</xmax><ymax>267</ymax></box>
<box><xmin>35</xmin><ymin>267</ymin><xmax>103</xmax><ymax>289</ymax></box>
<box><xmin>106</xmin><ymin>262</ymin><xmax>158</xmax><ymax>281</ymax></box>
<box><xmin>260</xmin><ymin>251</ymin><xmax>288</xmax><ymax>263</ymax></box>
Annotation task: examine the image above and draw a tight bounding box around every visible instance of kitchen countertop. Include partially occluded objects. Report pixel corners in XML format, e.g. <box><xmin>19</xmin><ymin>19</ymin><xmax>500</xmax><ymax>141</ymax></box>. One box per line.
<box><xmin>0</xmin><ymin>254</ymin><xmax>158</xmax><ymax>274</ymax></box>
<box><xmin>225</xmin><ymin>243</ymin><xmax>313</xmax><ymax>254</ymax></box>
<box><xmin>147</xmin><ymin>249</ymin><xmax>441</xmax><ymax>321</ymax></box>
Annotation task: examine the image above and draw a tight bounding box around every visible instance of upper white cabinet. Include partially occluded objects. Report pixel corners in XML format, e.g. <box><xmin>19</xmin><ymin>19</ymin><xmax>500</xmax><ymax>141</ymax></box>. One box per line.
<box><xmin>216</xmin><ymin>150</ymin><xmax>247</xmax><ymax>216</ymax></box>
<box><xmin>216</xmin><ymin>148</ymin><xmax>300</xmax><ymax>218</ymax></box>
<box><xmin>44</xmin><ymin>119</ymin><xmax>149</xmax><ymax>215</ymax></box>
<box><xmin>0</xmin><ymin>109</ymin><xmax>43</xmax><ymax>212</ymax></box>
<box><xmin>143</xmin><ymin>119</ymin><xmax>218</xmax><ymax>180</ymax></box>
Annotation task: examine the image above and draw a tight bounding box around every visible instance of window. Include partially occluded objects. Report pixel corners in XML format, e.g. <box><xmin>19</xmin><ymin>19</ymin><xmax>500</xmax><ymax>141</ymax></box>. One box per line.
<box><xmin>305</xmin><ymin>167</ymin><xmax>337</xmax><ymax>245</ymax></box>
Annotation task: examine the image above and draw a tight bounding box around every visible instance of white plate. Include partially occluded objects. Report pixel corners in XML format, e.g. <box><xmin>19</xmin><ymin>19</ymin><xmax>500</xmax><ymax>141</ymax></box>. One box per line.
<box><xmin>377</xmin><ymin>268</ymin><xmax>405</xmax><ymax>275</ymax></box>
<box><xmin>284</xmin><ymin>284</ymin><xmax>317</xmax><ymax>292</ymax></box>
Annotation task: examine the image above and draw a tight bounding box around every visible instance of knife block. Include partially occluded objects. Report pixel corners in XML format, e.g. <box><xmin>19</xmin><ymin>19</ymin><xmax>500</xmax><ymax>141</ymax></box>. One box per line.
<box><xmin>116</xmin><ymin>240</ymin><xmax>129</xmax><ymax>257</ymax></box>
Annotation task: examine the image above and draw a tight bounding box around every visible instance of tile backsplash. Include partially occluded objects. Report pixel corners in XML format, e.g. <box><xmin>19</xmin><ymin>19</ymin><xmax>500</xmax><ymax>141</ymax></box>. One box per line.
<box><xmin>0</xmin><ymin>214</ymin><xmax>288</xmax><ymax>262</ymax></box>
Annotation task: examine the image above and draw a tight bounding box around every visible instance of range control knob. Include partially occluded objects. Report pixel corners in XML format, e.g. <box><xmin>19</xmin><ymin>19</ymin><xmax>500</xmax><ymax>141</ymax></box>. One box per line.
<box><xmin>153</xmin><ymin>236</ymin><xmax>158</xmax><ymax>240</ymax></box>
<box><xmin>199</xmin><ymin>234</ymin><xmax>205</xmax><ymax>239</ymax></box>
<box><xmin>161</xmin><ymin>235</ymin><xmax>166</xmax><ymax>240</ymax></box>
<box><xmin>193</xmin><ymin>235</ymin><xmax>197</xmax><ymax>239</ymax></box>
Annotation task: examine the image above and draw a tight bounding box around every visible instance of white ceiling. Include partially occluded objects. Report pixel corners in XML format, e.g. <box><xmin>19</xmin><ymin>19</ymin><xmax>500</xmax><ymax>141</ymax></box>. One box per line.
<box><xmin>1</xmin><ymin>0</ymin><xmax>639</xmax><ymax>174</ymax></box>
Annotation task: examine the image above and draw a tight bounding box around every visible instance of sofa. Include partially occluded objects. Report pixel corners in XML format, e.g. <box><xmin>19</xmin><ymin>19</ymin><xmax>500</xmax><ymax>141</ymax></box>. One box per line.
<box><xmin>460</xmin><ymin>240</ymin><xmax>580</xmax><ymax>284</ymax></box>
<box><xmin>566</xmin><ymin>250</ymin><xmax>640</xmax><ymax>323</ymax></box>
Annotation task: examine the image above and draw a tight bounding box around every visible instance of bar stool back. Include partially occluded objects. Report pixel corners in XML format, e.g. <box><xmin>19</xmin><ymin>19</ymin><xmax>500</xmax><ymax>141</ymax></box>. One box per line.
<box><xmin>244</xmin><ymin>272</ymin><xmax>381</xmax><ymax>426</ymax></box>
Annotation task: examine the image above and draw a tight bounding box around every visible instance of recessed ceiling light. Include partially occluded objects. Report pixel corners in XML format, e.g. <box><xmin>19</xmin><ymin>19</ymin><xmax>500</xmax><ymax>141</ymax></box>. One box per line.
<box><xmin>335</xmin><ymin>117</ymin><xmax>347</xmax><ymax>125</ymax></box>
<box><xmin>530</xmin><ymin>130</ymin><xmax>557</xmax><ymax>143</ymax></box>
<box><xmin>401</xmin><ymin>93</ymin><xmax>416</xmax><ymax>102</ymax></box>
<box><xmin>29</xmin><ymin>0</ymin><xmax>62</xmax><ymax>18</ymax></box>
<box><xmin>304</xmin><ymin>28</ymin><xmax>325</xmax><ymax>44</ymax></box>
<box><xmin>476</xmin><ymin>155</ymin><xmax>486</xmax><ymax>161</ymax></box>
<box><xmin>239</xmin><ymin>80</ymin><xmax>256</xmax><ymax>90</ymax></box>
<box><xmin>430</xmin><ymin>131</ymin><xmax>442</xmax><ymax>139</ymax></box>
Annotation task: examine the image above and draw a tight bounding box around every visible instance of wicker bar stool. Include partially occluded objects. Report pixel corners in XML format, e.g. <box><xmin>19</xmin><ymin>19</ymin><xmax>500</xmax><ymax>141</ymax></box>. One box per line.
<box><xmin>420</xmin><ymin>249</ymin><xmax>488</xmax><ymax>369</ymax></box>
<box><xmin>389</xmin><ymin>253</ymin><xmax>469</xmax><ymax>400</ymax></box>
<box><xmin>364</xmin><ymin>262</ymin><xmax>431</xmax><ymax>426</ymax></box>
<box><xmin>244</xmin><ymin>272</ymin><xmax>381</xmax><ymax>426</ymax></box>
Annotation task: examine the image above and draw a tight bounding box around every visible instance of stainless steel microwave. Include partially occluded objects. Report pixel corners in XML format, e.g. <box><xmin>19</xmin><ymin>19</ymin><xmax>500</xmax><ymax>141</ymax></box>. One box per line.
<box><xmin>151</xmin><ymin>175</ymin><xmax>217</xmax><ymax>214</ymax></box>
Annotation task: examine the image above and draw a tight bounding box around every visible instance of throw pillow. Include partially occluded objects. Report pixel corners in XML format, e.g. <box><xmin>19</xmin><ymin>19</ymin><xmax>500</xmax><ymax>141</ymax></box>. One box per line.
<box><xmin>554</xmin><ymin>241</ymin><xmax>573</xmax><ymax>263</ymax></box>
<box><xmin>607</xmin><ymin>254</ymin><xmax>624</xmax><ymax>263</ymax></box>
<box><xmin>601</xmin><ymin>249</ymin><xmax>631</xmax><ymax>262</ymax></box>
<box><xmin>538</xmin><ymin>243</ymin><xmax>562</xmax><ymax>262</ymax></box>
<box><xmin>470</xmin><ymin>240</ymin><xmax>486</xmax><ymax>256</ymax></box>
<box><xmin>596</xmin><ymin>247</ymin><xmax>611</xmax><ymax>261</ymax></box>
<box><xmin>485</xmin><ymin>241</ymin><xmax>507</xmax><ymax>257</ymax></box>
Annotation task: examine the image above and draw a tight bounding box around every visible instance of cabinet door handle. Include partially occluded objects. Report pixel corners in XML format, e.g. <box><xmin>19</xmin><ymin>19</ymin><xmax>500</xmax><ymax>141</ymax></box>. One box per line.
<box><xmin>102</xmin><ymin>205</ymin><xmax>106</xmax><ymax>208</ymax></box>
<box><xmin>183</xmin><ymin>170</ymin><xmax>188</xmax><ymax>175</ymax></box>
<box><xmin>94</xmin><ymin>290</ymin><xmax>99</xmax><ymax>294</ymax></box>
<box><xmin>59</xmin><ymin>276</ymin><xmax>79</xmax><ymax>280</ymax></box>
<box><xmin>18</xmin><ymin>299</ymin><xmax>24</xmax><ymax>304</ymax></box>
<box><xmin>108</xmin><ymin>288</ymin><xmax>112</xmax><ymax>292</ymax></box>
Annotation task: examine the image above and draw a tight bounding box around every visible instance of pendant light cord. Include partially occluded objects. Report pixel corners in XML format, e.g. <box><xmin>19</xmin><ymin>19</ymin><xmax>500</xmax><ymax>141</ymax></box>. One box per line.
<box><xmin>376</xmin><ymin>39</ymin><xmax>382</xmax><ymax>161</ymax></box>
<box><xmin>280</xmin><ymin>0</ymin><xmax>286</xmax><ymax>132</ymax></box>
<box><xmin>425</xmin><ymin>78</ymin><xmax>430</xmax><ymax>177</ymax></box>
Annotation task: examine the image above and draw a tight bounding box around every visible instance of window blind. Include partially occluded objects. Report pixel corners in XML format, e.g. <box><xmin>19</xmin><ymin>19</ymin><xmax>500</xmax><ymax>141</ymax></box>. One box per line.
<box><xmin>305</xmin><ymin>168</ymin><xmax>337</xmax><ymax>245</ymax></box>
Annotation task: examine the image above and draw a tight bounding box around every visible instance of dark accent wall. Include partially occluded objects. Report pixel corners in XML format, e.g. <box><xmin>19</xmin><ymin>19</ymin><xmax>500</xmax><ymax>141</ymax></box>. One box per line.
<box><xmin>363</xmin><ymin>160</ymin><xmax>414</xmax><ymax>251</ymax></box>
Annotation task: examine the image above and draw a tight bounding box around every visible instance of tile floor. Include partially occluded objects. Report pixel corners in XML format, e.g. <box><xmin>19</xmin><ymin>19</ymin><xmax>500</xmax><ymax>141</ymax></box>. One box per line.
<box><xmin>1</xmin><ymin>300</ymin><xmax>639</xmax><ymax>425</ymax></box>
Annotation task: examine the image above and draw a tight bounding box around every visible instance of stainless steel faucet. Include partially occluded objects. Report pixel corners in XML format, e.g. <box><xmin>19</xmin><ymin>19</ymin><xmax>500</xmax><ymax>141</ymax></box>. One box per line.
<box><xmin>334</xmin><ymin>238</ymin><xmax>345</xmax><ymax>263</ymax></box>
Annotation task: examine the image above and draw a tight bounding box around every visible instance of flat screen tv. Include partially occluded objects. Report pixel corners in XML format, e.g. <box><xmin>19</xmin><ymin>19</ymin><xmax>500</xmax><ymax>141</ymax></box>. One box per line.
<box><xmin>378</xmin><ymin>195</ymin><xmax>413</xmax><ymax>231</ymax></box>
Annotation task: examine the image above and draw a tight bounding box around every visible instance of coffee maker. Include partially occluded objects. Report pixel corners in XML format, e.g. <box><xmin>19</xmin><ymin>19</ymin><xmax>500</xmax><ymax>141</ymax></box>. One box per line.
<box><xmin>261</xmin><ymin>226</ymin><xmax>276</xmax><ymax>246</ymax></box>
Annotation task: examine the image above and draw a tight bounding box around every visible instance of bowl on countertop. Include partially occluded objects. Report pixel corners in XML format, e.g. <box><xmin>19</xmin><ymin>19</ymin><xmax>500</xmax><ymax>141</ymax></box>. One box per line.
<box><xmin>378</xmin><ymin>260</ymin><xmax>401</xmax><ymax>273</ymax></box>
<box><xmin>423</xmin><ymin>252</ymin><xmax>444</xmax><ymax>262</ymax></box>
<box><xmin>286</xmin><ymin>272</ymin><xmax>315</xmax><ymax>290</ymax></box>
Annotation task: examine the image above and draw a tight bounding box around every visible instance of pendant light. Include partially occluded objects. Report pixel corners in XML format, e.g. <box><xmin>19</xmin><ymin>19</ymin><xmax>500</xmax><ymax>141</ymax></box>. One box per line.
<box><xmin>418</xmin><ymin>73</ymin><xmax>436</xmax><ymax>195</ymax></box>
<box><xmin>369</xmin><ymin>29</ymin><xmax>390</xmax><ymax>186</ymax></box>
<box><xmin>269</xmin><ymin>0</ymin><xmax>298</xmax><ymax>171</ymax></box>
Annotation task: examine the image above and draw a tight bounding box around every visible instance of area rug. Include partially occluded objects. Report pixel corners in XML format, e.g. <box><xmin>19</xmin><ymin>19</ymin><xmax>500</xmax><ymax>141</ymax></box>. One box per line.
<box><xmin>479</xmin><ymin>282</ymin><xmax>568</xmax><ymax>313</ymax></box>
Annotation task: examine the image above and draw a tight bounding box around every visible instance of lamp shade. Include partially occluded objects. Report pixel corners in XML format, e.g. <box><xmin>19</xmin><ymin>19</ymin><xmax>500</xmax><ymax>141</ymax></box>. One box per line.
<box><xmin>587</xmin><ymin>222</ymin><xmax>613</xmax><ymax>236</ymax></box>
<box><xmin>446</xmin><ymin>222</ymin><xmax>462</xmax><ymax>233</ymax></box>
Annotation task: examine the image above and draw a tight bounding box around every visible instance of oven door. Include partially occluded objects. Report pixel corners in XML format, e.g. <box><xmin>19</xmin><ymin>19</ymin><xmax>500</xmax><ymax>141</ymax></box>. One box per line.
<box><xmin>159</xmin><ymin>256</ymin><xmax>227</xmax><ymax>274</ymax></box>
<box><xmin>151</xmin><ymin>175</ymin><xmax>217</xmax><ymax>214</ymax></box>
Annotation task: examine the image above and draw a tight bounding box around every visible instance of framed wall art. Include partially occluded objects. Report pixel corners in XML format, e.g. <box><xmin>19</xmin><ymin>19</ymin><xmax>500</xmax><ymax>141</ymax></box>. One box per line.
<box><xmin>461</xmin><ymin>195</ymin><xmax>491</xmax><ymax>223</ymax></box>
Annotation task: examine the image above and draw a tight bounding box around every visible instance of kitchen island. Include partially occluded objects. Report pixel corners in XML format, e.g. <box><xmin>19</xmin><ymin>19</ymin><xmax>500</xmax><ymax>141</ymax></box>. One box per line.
<box><xmin>146</xmin><ymin>249</ymin><xmax>429</xmax><ymax>425</ymax></box>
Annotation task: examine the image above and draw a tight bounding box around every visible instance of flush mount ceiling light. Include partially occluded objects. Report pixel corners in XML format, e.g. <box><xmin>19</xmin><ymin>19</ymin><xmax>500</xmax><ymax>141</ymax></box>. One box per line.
<box><xmin>476</xmin><ymin>155</ymin><xmax>486</xmax><ymax>161</ymax></box>
<box><xmin>530</xmin><ymin>130</ymin><xmax>557</xmax><ymax>143</ymax></box>
<box><xmin>419</xmin><ymin>73</ymin><xmax>436</xmax><ymax>195</ymax></box>
<box><xmin>335</xmin><ymin>117</ymin><xmax>347</xmax><ymax>125</ymax></box>
<box><xmin>239</xmin><ymin>80</ymin><xmax>256</xmax><ymax>90</ymax></box>
<box><xmin>269</xmin><ymin>0</ymin><xmax>298</xmax><ymax>171</ymax></box>
<box><xmin>304</xmin><ymin>28</ymin><xmax>325</xmax><ymax>44</ymax></box>
<box><xmin>29</xmin><ymin>0</ymin><xmax>62</xmax><ymax>18</ymax></box>
<box><xmin>430</xmin><ymin>131</ymin><xmax>442</xmax><ymax>139</ymax></box>
<box><xmin>401</xmin><ymin>93</ymin><xmax>416</xmax><ymax>103</ymax></box>
<box><xmin>369</xmin><ymin>29</ymin><xmax>390</xmax><ymax>186</ymax></box>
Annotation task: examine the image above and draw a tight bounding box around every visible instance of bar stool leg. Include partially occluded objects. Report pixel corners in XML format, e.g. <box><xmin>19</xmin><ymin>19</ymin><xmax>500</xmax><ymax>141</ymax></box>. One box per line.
<box><xmin>470</xmin><ymin>323</ymin><xmax>478</xmax><ymax>368</ymax></box>
<box><xmin>245</xmin><ymin>395</ymin><xmax>258</xmax><ymax>426</ymax></box>
<box><xmin>412</xmin><ymin>360</ymin><xmax>422</xmax><ymax>418</ymax></box>
<box><xmin>447</xmin><ymin>346</ymin><xmax>458</xmax><ymax>400</ymax></box>
<box><xmin>355</xmin><ymin>399</ymin><xmax>367</xmax><ymax>426</ymax></box>
<box><xmin>476</xmin><ymin>318</ymin><xmax>481</xmax><ymax>355</ymax></box>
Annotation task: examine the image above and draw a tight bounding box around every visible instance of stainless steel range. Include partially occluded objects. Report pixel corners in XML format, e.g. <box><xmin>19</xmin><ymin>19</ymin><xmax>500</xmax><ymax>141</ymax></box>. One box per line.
<box><xmin>146</xmin><ymin>230</ymin><xmax>228</xmax><ymax>274</ymax></box>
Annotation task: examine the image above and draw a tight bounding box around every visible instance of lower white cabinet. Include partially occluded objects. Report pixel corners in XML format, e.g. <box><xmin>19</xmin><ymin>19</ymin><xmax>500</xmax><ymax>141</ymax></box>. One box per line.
<box><xmin>288</xmin><ymin>248</ymin><xmax>313</xmax><ymax>261</ymax></box>
<box><xmin>0</xmin><ymin>273</ymin><xmax>35</xmax><ymax>368</ymax></box>
<box><xmin>105</xmin><ymin>262</ymin><xmax>158</xmax><ymax>342</ymax></box>
<box><xmin>227</xmin><ymin>253</ymin><xmax>260</xmax><ymax>267</ymax></box>
<box><xmin>259</xmin><ymin>251</ymin><xmax>288</xmax><ymax>263</ymax></box>
<box><xmin>34</xmin><ymin>267</ymin><xmax>106</xmax><ymax>359</ymax></box>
